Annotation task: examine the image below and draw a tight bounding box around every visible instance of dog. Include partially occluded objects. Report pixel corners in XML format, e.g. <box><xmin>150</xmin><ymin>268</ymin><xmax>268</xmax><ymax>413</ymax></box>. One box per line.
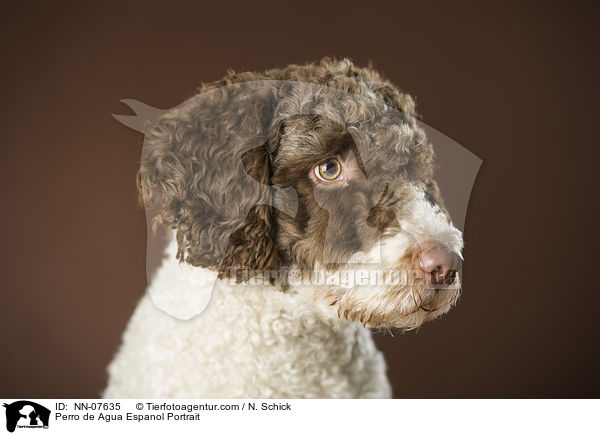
<box><xmin>103</xmin><ymin>57</ymin><xmax>463</xmax><ymax>398</ymax></box>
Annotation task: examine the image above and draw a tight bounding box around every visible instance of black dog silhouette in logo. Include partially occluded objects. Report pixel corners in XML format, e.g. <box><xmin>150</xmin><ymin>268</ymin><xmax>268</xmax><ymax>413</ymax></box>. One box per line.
<box><xmin>3</xmin><ymin>401</ymin><xmax>50</xmax><ymax>433</ymax></box>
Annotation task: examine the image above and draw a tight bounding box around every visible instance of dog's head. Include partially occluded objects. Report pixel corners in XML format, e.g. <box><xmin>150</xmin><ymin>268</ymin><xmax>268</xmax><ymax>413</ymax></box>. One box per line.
<box><xmin>138</xmin><ymin>58</ymin><xmax>463</xmax><ymax>329</ymax></box>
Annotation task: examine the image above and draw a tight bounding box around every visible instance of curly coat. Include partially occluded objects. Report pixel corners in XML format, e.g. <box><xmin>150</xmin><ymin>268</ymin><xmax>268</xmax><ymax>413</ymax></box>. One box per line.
<box><xmin>104</xmin><ymin>57</ymin><xmax>463</xmax><ymax>398</ymax></box>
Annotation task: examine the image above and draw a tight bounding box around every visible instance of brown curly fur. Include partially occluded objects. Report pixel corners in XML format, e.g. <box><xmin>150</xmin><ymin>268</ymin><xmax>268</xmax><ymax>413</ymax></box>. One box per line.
<box><xmin>137</xmin><ymin>57</ymin><xmax>445</xmax><ymax>286</ymax></box>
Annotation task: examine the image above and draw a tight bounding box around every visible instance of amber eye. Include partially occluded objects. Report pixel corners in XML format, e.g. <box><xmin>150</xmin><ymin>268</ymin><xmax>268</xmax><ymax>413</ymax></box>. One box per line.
<box><xmin>315</xmin><ymin>159</ymin><xmax>343</xmax><ymax>181</ymax></box>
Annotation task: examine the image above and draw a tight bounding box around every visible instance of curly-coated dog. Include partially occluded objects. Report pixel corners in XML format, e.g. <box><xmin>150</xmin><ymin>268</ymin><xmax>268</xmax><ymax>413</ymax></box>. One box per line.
<box><xmin>104</xmin><ymin>57</ymin><xmax>463</xmax><ymax>398</ymax></box>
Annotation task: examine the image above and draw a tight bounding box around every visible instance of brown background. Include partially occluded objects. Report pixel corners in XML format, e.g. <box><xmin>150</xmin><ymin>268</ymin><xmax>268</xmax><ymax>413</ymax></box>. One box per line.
<box><xmin>1</xmin><ymin>1</ymin><xmax>598</xmax><ymax>398</ymax></box>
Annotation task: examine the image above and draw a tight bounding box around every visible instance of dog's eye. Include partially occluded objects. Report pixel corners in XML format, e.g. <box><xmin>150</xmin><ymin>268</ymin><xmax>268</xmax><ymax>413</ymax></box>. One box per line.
<box><xmin>315</xmin><ymin>159</ymin><xmax>343</xmax><ymax>181</ymax></box>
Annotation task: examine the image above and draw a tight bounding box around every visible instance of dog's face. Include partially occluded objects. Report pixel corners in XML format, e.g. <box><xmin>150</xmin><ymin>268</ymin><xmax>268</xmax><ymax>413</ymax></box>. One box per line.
<box><xmin>138</xmin><ymin>58</ymin><xmax>463</xmax><ymax>329</ymax></box>
<box><xmin>269</xmin><ymin>85</ymin><xmax>463</xmax><ymax>329</ymax></box>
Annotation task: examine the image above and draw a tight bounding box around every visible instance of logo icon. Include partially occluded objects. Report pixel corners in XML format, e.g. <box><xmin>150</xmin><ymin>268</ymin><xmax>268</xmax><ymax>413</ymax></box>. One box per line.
<box><xmin>3</xmin><ymin>401</ymin><xmax>50</xmax><ymax>432</ymax></box>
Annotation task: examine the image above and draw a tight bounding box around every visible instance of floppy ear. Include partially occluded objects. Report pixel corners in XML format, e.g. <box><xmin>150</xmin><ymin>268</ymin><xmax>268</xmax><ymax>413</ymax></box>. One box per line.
<box><xmin>218</xmin><ymin>143</ymin><xmax>280</xmax><ymax>282</ymax></box>
<box><xmin>138</xmin><ymin>81</ymin><xmax>283</xmax><ymax>280</ymax></box>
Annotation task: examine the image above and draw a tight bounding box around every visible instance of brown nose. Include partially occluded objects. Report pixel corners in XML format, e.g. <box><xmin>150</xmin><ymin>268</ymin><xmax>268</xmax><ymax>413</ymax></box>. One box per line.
<box><xmin>416</xmin><ymin>241</ymin><xmax>462</xmax><ymax>286</ymax></box>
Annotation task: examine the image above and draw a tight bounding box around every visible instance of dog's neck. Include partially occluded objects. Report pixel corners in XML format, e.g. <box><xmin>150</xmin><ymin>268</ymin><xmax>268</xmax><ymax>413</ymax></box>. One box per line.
<box><xmin>152</xmin><ymin>238</ymin><xmax>374</xmax><ymax>358</ymax></box>
<box><xmin>107</xmin><ymin>237</ymin><xmax>392</xmax><ymax>398</ymax></box>
<box><xmin>199</xmin><ymin>275</ymin><xmax>390</xmax><ymax>398</ymax></box>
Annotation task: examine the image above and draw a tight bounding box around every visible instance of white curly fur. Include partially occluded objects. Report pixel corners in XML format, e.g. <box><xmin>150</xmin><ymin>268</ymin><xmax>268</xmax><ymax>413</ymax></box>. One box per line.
<box><xmin>104</xmin><ymin>237</ymin><xmax>390</xmax><ymax>398</ymax></box>
<box><xmin>104</xmin><ymin>187</ymin><xmax>460</xmax><ymax>398</ymax></box>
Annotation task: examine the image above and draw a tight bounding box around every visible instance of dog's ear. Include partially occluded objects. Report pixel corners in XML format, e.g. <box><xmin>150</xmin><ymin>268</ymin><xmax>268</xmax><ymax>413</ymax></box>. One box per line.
<box><xmin>217</xmin><ymin>143</ymin><xmax>280</xmax><ymax>282</ymax></box>
<box><xmin>138</xmin><ymin>81</ymin><xmax>284</xmax><ymax>280</ymax></box>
